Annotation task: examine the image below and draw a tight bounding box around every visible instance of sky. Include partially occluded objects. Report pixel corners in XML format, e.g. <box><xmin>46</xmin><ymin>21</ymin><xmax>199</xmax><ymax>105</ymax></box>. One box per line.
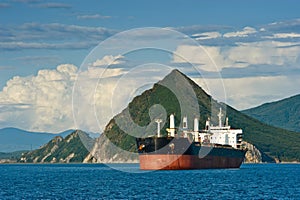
<box><xmin>0</xmin><ymin>0</ymin><xmax>300</xmax><ymax>133</ymax></box>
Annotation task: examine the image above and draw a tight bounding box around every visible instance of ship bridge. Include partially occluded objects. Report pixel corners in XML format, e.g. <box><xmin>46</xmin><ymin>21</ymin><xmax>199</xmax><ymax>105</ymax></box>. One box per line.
<box><xmin>164</xmin><ymin>107</ymin><xmax>243</xmax><ymax>149</ymax></box>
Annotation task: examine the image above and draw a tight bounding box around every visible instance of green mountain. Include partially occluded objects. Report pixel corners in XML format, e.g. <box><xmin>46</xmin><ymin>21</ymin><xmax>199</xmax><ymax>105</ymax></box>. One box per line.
<box><xmin>243</xmin><ymin>94</ymin><xmax>300</xmax><ymax>133</ymax></box>
<box><xmin>89</xmin><ymin>70</ymin><xmax>300</xmax><ymax>162</ymax></box>
<box><xmin>19</xmin><ymin>130</ymin><xmax>95</xmax><ymax>163</ymax></box>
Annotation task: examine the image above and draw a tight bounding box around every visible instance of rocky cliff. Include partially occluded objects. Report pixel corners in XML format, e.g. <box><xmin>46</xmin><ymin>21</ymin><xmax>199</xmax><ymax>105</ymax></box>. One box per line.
<box><xmin>244</xmin><ymin>142</ymin><xmax>262</xmax><ymax>163</ymax></box>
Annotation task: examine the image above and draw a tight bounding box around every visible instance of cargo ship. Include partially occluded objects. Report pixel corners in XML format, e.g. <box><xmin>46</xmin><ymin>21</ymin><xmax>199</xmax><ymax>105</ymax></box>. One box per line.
<box><xmin>136</xmin><ymin>108</ymin><xmax>247</xmax><ymax>170</ymax></box>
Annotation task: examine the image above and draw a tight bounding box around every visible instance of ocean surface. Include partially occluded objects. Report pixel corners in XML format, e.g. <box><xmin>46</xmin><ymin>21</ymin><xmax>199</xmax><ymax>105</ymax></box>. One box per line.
<box><xmin>0</xmin><ymin>163</ymin><xmax>299</xmax><ymax>199</ymax></box>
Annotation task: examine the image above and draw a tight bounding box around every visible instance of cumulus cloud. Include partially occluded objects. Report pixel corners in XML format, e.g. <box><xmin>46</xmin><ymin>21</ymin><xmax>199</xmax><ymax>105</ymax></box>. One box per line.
<box><xmin>0</xmin><ymin>63</ymin><xmax>124</xmax><ymax>133</ymax></box>
<box><xmin>0</xmin><ymin>60</ymin><xmax>166</xmax><ymax>133</ymax></box>
<box><xmin>0</xmin><ymin>64</ymin><xmax>77</xmax><ymax>132</ymax></box>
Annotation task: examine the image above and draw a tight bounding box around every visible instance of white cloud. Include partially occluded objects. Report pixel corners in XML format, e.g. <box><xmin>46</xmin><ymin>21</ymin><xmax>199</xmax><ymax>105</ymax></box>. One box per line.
<box><xmin>0</xmin><ymin>64</ymin><xmax>77</xmax><ymax>132</ymax></box>
<box><xmin>0</xmin><ymin>59</ymin><xmax>169</xmax><ymax>133</ymax></box>
<box><xmin>223</xmin><ymin>26</ymin><xmax>257</xmax><ymax>38</ymax></box>
<box><xmin>194</xmin><ymin>75</ymin><xmax>300</xmax><ymax>110</ymax></box>
<box><xmin>263</xmin><ymin>32</ymin><xmax>300</xmax><ymax>39</ymax></box>
<box><xmin>192</xmin><ymin>32</ymin><xmax>222</xmax><ymax>40</ymax></box>
<box><xmin>91</xmin><ymin>55</ymin><xmax>125</xmax><ymax>67</ymax></box>
<box><xmin>227</xmin><ymin>41</ymin><xmax>300</xmax><ymax>66</ymax></box>
<box><xmin>172</xmin><ymin>45</ymin><xmax>233</xmax><ymax>72</ymax></box>
<box><xmin>0</xmin><ymin>62</ymin><xmax>130</xmax><ymax>133</ymax></box>
<box><xmin>1</xmin><ymin>35</ymin><xmax>179</xmax><ymax>133</ymax></box>
<box><xmin>172</xmin><ymin>40</ymin><xmax>300</xmax><ymax>72</ymax></box>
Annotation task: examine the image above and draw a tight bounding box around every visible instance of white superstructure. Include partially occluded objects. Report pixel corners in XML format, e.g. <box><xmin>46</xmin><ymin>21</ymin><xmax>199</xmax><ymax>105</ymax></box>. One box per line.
<box><xmin>166</xmin><ymin>107</ymin><xmax>243</xmax><ymax>149</ymax></box>
<box><xmin>203</xmin><ymin>108</ymin><xmax>243</xmax><ymax>149</ymax></box>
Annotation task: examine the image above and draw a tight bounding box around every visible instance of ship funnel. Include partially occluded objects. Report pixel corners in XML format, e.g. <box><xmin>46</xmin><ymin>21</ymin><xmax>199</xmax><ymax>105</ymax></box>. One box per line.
<box><xmin>194</xmin><ymin>117</ymin><xmax>199</xmax><ymax>132</ymax></box>
<box><xmin>155</xmin><ymin>119</ymin><xmax>162</xmax><ymax>137</ymax></box>
<box><xmin>183</xmin><ymin>116</ymin><xmax>188</xmax><ymax>130</ymax></box>
<box><xmin>170</xmin><ymin>114</ymin><xmax>175</xmax><ymax>137</ymax></box>
<box><xmin>205</xmin><ymin>118</ymin><xmax>210</xmax><ymax>131</ymax></box>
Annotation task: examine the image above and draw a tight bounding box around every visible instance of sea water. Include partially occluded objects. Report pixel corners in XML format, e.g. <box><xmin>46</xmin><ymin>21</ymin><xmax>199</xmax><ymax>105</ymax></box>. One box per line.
<box><xmin>0</xmin><ymin>163</ymin><xmax>299</xmax><ymax>199</ymax></box>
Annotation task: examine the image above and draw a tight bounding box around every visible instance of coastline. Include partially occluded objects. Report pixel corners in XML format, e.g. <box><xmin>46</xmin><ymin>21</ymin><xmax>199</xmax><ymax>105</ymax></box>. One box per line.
<box><xmin>1</xmin><ymin>160</ymin><xmax>299</xmax><ymax>165</ymax></box>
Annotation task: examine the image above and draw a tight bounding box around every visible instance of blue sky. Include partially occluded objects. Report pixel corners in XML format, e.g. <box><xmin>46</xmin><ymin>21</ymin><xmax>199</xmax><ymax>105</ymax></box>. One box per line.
<box><xmin>0</xmin><ymin>0</ymin><xmax>300</xmax><ymax>132</ymax></box>
<box><xmin>1</xmin><ymin>0</ymin><xmax>299</xmax><ymax>87</ymax></box>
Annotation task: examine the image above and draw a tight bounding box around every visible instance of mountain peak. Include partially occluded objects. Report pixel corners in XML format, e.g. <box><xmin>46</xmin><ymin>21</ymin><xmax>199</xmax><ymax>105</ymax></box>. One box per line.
<box><xmin>158</xmin><ymin>68</ymin><xmax>211</xmax><ymax>102</ymax></box>
<box><xmin>158</xmin><ymin>69</ymin><xmax>196</xmax><ymax>89</ymax></box>
<box><xmin>162</xmin><ymin>69</ymin><xmax>188</xmax><ymax>81</ymax></box>
<box><xmin>170</xmin><ymin>68</ymin><xmax>184</xmax><ymax>75</ymax></box>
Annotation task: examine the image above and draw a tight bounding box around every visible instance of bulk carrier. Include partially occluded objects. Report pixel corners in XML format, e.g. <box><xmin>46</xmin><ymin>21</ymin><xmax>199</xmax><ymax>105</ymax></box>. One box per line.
<box><xmin>136</xmin><ymin>108</ymin><xmax>247</xmax><ymax>170</ymax></box>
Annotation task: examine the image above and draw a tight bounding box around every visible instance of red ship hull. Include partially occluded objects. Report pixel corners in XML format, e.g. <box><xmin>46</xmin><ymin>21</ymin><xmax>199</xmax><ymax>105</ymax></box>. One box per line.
<box><xmin>136</xmin><ymin>137</ymin><xmax>246</xmax><ymax>170</ymax></box>
<box><xmin>139</xmin><ymin>154</ymin><xmax>245</xmax><ymax>170</ymax></box>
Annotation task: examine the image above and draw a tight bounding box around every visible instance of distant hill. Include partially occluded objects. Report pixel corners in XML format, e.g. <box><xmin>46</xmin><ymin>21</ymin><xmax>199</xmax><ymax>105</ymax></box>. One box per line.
<box><xmin>0</xmin><ymin>150</ymin><xmax>27</xmax><ymax>160</ymax></box>
<box><xmin>242</xmin><ymin>95</ymin><xmax>300</xmax><ymax>133</ymax></box>
<box><xmin>87</xmin><ymin>69</ymin><xmax>300</xmax><ymax>162</ymax></box>
<box><xmin>0</xmin><ymin>127</ymin><xmax>73</xmax><ymax>152</ymax></box>
<box><xmin>19</xmin><ymin>130</ymin><xmax>95</xmax><ymax>163</ymax></box>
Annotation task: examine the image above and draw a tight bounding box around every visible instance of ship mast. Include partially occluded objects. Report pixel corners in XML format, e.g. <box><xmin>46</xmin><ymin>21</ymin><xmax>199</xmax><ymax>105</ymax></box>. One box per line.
<box><xmin>155</xmin><ymin>119</ymin><xmax>162</xmax><ymax>137</ymax></box>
